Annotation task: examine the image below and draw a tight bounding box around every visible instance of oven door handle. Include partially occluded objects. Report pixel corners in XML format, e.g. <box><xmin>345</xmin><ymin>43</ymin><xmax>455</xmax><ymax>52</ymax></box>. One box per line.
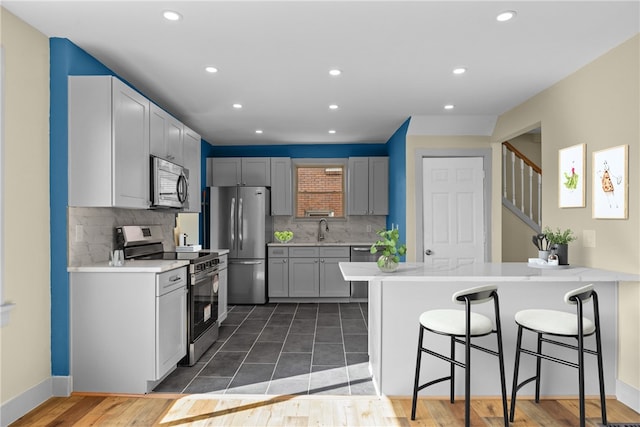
<box><xmin>229</xmin><ymin>260</ymin><xmax>262</xmax><ymax>265</ymax></box>
<box><xmin>192</xmin><ymin>270</ymin><xmax>218</xmax><ymax>284</ymax></box>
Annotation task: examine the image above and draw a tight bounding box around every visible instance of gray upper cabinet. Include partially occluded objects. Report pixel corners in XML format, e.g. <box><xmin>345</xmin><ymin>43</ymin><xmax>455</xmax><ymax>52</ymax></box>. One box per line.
<box><xmin>208</xmin><ymin>158</ymin><xmax>241</xmax><ymax>186</ymax></box>
<box><xmin>242</xmin><ymin>158</ymin><xmax>271</xmax><ymax>186</ymax></box>
<box><xmin>270</xmin><ymin>157</ymin><xmax>292</xmax><ymax>215</ymax></box>
<box><xmin>182</xmin><ymin>126</ymin><xmax>201</xmax><ymax>212</ymax></box>
<box><xmin>347</xmin><ymin>157</ymin><xmax>389</xmax><ymax>215</ymax></box>
<box><xmin>69</xmin><ymin>76</ymin><xmax>150</xmax><ymax>209</ymax></box>
<box><xmin>150</xmin><ymin>104</ymin><xmax>183</xmax><ymax>166</ymax></box>
<box><xmin>208</xmin><ymin>157</ymin><xmax>271</xmax><ymax>187</ymax></box>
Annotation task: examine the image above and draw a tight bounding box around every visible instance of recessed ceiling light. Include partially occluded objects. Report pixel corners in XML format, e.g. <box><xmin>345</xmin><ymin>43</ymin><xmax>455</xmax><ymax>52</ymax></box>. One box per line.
<box><xmin>496</xmin><ymin>10</ymin><xmax>516</xmax><ymax>22</ymax></box>
<box><xmin>205</xmin><ymin>66</ymin><xmax>218</xmax><ymax>73</ymax></box>
<box><xmin>328</xmin><ymin>130</ymin><xmax>336</xmax><ymax>134</ymax></box>
<box><xmin>444</xmin><ymin>104</ymin><xmax>455</xmax><ymax>110</ymax></box>
<box><xmin>453</xmin><ymin>67</ymin><xmax>467</xmax><ymax>75</ymax></box>
<box><xmin>163</xmin><ymin>10</ymin><xmax>182</xmax><ymax>21</ymax></box>
<box><xmin>233</xmin><ymin>103</ymin><xmax>242</xmax><ymax>109</ymax></box>
<box><xmin>255</xmin><ymin>129</ymin><xmax>263</xmax><ymax>134</ymax></box>
<box><xmin>329</xmin><ymin>69</ymin><xmax>342</xmax><ymax>76</ymax></box>
<box><xmin>329</xmin><ymin>104</ymin><xmax>339</xmax><ymax>110</ymax></box>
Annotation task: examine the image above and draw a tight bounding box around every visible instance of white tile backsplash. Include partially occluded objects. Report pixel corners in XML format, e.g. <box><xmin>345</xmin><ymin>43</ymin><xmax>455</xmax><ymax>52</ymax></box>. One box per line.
<box><xmin>273</xmin><ymin>216</ymin><xmax>385</xmax><ymax>244</ymax></box>
<box><xmin>68</xmin><ymin>207</ymin><xmax>177</xmax><ymax>266</ymax></box>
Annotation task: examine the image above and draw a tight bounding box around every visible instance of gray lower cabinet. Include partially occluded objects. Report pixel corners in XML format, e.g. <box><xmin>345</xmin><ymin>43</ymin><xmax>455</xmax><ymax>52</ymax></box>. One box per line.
<box><xmin>268</xmin><ymin>247</ymin><xmax>289</xmax><ymax>297</ymax></box>
<box><xmin>320</xmin><ymin>256</ymin><xmax>350</xmax><ymax>297</ymax></box>
<box><xmin>70</xmin><ymin>267</ymin><xmax>187</xmax><ymax>394</ymax></box>
<box><xmin>268</xmin><ymin>246</ymin><xmax>350</xmax><ymax>298</ymax></box>
<box><xmin>289</xmin><ymin>256</ymin><xmax>320</xmax><ymax>297</ymax></box>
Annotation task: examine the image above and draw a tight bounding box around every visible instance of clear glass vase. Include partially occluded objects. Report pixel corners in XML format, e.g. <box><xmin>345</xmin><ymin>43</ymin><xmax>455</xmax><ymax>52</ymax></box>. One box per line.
<box><xmin>377</xmin><ymin>255</ymin><xmax>399</xmax><ymax>272</ymax></box>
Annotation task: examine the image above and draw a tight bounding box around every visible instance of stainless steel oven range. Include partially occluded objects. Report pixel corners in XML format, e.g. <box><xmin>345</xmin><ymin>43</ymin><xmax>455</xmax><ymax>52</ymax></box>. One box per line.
<box><xmin>116</xmin><ymin>225</ymin><xmax>219</xmax><ymax>366</ymax></box>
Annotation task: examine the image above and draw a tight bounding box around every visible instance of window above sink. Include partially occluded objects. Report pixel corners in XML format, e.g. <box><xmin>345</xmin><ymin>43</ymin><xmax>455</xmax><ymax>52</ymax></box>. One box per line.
<box><xmin>293</xmin><ymin>159</ymin><xmax>347</xmax><ymax>219</ymax></box>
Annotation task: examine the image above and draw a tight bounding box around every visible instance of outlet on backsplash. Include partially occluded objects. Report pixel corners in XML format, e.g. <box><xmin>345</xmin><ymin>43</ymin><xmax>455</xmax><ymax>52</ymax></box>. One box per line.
<box><xmin>75</xmin><ymin>225</ymin><xmax>83</xmax><ymax>242</ymax></box>
<box><xmin>366</xmin><ymin>224</ymin><xmax>372</xmax><ymax>232</ymax></box>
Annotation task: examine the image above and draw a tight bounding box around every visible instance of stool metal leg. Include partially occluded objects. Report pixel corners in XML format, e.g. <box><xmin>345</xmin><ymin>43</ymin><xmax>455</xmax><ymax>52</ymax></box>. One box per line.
<box><xmin>411</xmin><ymin>325</ymin><xmax>425</xmax><ymax>420</ymax></box>
<box><xmin>593</xmin><ymin>294</ymin><xmax>607</xmax><ymax>425</ymax></box>
<box><xmin>450</xmin><ymin>336</ymin><xmax>455</xmax><ymax>403</ymax></box>
<box><xmin>535</xmin><ymin>332</ymin><xmax>543</xmax><ymax>403</ymax></box>
<box><xmin>464</xmin><ymin>302</ymin><xmax>472</xmax><ymax>427</ymax></box>
<box><xmin>509</xmin><ymin>325</ymin><xmax>524</xmax><ymax>422</ymax></box>
<box><xmin>577</xmin><ymin>301</ymin><xmax>586</xmax><ymax>427</ymax></box>
<box><xmin>493</xmin><ymin>296</ymin><xmax>509</xmax><ymax>427</ymax></box>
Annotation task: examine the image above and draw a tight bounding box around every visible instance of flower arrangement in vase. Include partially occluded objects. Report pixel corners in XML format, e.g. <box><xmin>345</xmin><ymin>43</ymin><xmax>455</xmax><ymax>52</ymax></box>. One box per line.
<box><xmin>370</xmin><ymin>228</ymin><xmax>406</xmax><ymax>272</ymax></box>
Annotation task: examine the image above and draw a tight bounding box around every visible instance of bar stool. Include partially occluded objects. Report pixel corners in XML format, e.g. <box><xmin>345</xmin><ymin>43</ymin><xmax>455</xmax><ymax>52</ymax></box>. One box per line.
<box><xmin>509</xmin><ymin>284</ymin><xmax>606</xmax><ymax>427</ymax></box>
<box><xmin>410</xmin><ymin>284</ymin><xmax>508</xmax><ymax>427</ymax></box>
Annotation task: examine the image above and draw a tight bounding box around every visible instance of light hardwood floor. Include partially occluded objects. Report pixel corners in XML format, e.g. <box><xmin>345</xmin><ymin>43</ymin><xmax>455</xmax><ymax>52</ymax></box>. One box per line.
<box><xmin>9</xmin><ymin>393</ymin><xmax>640</xmax><ymax>426</ymax></box>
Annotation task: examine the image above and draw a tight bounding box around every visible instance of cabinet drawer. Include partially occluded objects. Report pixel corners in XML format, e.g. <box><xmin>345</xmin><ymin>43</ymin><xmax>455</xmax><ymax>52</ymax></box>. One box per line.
<box><xmin>289</xmin><ymin>247</ymin><xmax>320</xmax><ymax>258</ymax></box>
<box><xmin>268</xmin><ymin>247</ymin><xmax>289</xmax><ymax>257</ymax></box>
<box><xmin>320</xmin><ymin>247</ymin><xmax>350</xmax><ymax>258</ymax></box>
<box><xmin>156</xmin><ymin>267</ymin><xmax>187</xmax><ymax>296</ymax></box>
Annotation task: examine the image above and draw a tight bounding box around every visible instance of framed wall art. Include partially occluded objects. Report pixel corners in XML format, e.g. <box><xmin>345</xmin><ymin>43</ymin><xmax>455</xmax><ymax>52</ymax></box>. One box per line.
<box><xmin>558</xmin><ymin>143</ymin><xmax>586</xmax><ymax>208</ymax></box>
<box><xmin>592</xmin><ymin>144</ymin><xmax>628</xmax><ymax>219</ymax></box>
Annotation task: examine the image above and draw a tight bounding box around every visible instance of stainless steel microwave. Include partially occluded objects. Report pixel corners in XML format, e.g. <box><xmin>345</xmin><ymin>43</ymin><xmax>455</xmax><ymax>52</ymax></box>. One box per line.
<box><xmin>151</xmin><ymin>156</ymin><xmax>188</xmax><ymax>209</ymax></box>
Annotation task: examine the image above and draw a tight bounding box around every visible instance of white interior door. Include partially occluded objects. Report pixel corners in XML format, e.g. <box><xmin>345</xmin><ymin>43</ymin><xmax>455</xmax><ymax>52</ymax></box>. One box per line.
<box><xmin>423</xmin><ymin>157</ymin><xmax>485</xmax><ymax>268</ymax></box>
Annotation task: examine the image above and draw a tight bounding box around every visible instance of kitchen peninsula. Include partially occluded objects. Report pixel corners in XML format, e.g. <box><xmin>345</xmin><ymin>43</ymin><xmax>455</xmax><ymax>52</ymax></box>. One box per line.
<box><xmin>339</xmin><ymin>262</ymin><xmax>638</xmax><ymax>399</ymax></box>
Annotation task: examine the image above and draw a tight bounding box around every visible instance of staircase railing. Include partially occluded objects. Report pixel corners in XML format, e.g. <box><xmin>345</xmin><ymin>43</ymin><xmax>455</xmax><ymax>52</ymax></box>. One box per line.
<box><xmin>502</xmin><ymin>141</ymin><xmax>542</xmax><ymax>233</ymax></box>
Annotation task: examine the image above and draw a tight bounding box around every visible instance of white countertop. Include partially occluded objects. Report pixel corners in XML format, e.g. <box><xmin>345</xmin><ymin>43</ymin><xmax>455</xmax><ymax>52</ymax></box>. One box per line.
<box><xmin>68</xmin><ymin>259</ymin><xmax>190</xmax><ymax>273</ymax></box>
<box><xmin>202</xmin><ymin>248</ymin><xmax>230</xmax><ymax>255</ymax></box>
<box><xmin>268</xmin><ymin>242</ymin><xmax>374</xmax><ymax>247</ymax></box>
<box><xmin>339</xmin><ymin>262</ymin><xmax>640</xmax><ymax>282</ymax></box>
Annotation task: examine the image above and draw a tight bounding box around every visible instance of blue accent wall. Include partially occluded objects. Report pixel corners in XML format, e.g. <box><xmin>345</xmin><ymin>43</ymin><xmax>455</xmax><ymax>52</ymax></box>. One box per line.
<box><xmin>50</xmin><ymin>38</ymin><xmax>115</xmax><ymax>375</ymax></box>
<box><xmin>209</xmin><ymin>143</ymin><xmax>387</xmax><ymax>158</ymax></box>
<box><xmin>385</xmin><ymin>118</ymin><xmax>410</xmax><ymax>255</ymax></box>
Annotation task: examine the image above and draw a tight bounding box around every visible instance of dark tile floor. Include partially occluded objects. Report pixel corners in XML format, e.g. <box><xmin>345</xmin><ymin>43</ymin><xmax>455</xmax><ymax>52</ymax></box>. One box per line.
<box><xmin>153</xmin><ymin>302</ymin><xmax>376</xmax><ymax>395</ymax></box>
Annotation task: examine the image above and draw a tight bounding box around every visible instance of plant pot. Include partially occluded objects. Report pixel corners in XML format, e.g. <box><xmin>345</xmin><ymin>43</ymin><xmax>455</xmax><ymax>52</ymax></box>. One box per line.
<box><xmin>377</xmin><ymin>255</ymin><xmax>399</xmax><ymax>272</ymax></box>
<box><xmin>553</xmin><ymin>244</ymin><xmax>569</xmax><ymax>265</ymax></box>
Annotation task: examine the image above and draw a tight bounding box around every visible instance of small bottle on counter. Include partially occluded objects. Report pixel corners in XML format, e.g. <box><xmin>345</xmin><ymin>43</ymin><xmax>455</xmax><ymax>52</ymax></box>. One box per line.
<box><xmin>547</xmin><ymin>252</ymin><xmax>559</xmax><ymax>266</ymax></box>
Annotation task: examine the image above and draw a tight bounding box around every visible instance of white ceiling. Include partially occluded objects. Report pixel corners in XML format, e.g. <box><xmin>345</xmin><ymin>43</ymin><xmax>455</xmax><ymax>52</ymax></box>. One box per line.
<box><xmin>4</xmin><ymin>1</ymin><xmax>639</xmax><ymax>145</ymax></box>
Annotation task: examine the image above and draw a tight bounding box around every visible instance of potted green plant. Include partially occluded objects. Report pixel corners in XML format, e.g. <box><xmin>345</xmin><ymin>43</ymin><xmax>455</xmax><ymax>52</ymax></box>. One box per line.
<box><xmin>370</xmin><ymin>228</ymin><xmax>406</xmax><ymax>272</ymax></box>
<box><xmin>543</xmin><ymin>226</ymin><xmax>576</xmax><ymax>265</ymax></box>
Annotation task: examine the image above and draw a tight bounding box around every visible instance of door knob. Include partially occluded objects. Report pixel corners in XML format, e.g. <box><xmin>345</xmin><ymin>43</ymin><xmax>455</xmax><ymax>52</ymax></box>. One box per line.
<box><xmin>425</xmin><ymin>249</ymin><xmax>433</xmax><ymax>256</ymax></box>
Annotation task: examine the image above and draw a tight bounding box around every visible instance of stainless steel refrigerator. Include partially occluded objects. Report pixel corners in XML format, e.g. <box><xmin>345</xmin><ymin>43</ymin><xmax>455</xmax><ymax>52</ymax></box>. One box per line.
<box><xmin>210</xmin><ymin>186</ymin><xmax>272</xmax><ymax>304</ymax></box>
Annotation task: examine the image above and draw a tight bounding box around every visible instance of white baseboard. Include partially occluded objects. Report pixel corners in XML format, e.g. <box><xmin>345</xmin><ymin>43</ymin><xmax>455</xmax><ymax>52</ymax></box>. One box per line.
<box><xmin>616</xmin><ymin>379</ymin><xmax>640</xmax><ymax>413</ymax></box>
<box><xmin>0</xmin><ymin>376</ymin><xmax>71</xmax><ymax>427</ymax></box>
<box><xmin>52</xmin><ymin>375</ymin><xmax>72</xmax><ymax>397</ymax></box>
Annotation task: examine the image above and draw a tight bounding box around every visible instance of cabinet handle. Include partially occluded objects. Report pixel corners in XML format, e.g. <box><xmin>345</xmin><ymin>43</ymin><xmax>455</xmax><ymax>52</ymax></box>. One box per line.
<box><xmin>320</xmin><ymin>259</ymin><xmax>325</xmax><ymax>263</ymax></box>
<box><xmin>314</xmin><ymin>260</ymin><xmax>318</xmax><ymax>263</ymax></box>
<box><xmin>283</xmin><ymin>259</ymin><xmax>287</xmax><ymax>263</ymax></box>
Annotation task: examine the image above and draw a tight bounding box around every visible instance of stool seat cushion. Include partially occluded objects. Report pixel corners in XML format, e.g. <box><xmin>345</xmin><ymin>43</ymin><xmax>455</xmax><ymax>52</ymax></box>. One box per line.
<box><xmin>515</xmin><ymin>309</ymin><xmax>595</xmax><ymax>336</ymax></box>
<box><xmin>420</xmin><ymin>309</ymin><xmax>493</xmax><ymax>336</ymax></box>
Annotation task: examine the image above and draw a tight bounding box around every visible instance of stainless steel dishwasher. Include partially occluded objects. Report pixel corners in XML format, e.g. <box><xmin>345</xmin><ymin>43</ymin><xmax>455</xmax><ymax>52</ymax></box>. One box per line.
<box><xmin>349</xmin><ymin>246</ymin><xmax>380</xmax><ymax>300</ymax></box>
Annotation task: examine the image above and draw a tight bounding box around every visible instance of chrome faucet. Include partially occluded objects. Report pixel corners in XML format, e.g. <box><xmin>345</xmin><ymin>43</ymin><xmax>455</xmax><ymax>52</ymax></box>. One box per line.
<box><xmin>318</xmin><ymin>218</ymin><xmax>329</xmax><ymax>241</ymax></box>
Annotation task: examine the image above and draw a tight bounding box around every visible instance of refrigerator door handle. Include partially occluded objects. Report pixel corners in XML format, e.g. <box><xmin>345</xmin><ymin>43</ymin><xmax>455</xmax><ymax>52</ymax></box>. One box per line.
<box><xmin>230</xmin><ymin>197</ymin><xmax>236</xmax><ymax>250</ymax></box>
<box><xmin>238</xmin><ymin>197</ymin><xmax>244</xmax><ymax>251</ymax></box>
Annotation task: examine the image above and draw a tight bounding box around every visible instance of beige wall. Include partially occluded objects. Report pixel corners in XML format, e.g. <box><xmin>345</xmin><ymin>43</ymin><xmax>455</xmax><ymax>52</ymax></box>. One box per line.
<box><xmin>0</xmin><ymin>8</ymin><xmax>51</xmax><ymax>403</ymax></box>
<box><xmin>493</xmin><ymin>35</ymin><xmax>640</xmax><ymax>389</ymax></box>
